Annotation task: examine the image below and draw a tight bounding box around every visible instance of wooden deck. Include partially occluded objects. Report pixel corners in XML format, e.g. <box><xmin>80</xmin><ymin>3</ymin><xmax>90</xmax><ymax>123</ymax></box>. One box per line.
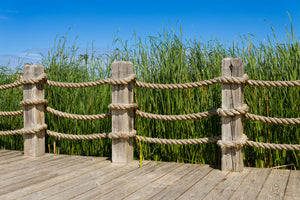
<box><xmin>0</xmin><ymin>150</ymin><xmax>299</xmax><ymax>200</ymax></box>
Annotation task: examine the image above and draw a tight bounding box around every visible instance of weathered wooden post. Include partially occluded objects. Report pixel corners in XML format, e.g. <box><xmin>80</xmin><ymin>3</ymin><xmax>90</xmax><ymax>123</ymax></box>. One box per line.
<box><xmin>111</xmin><ymin>61</ymin><xmax>134</xmax><ymax>163</ymax></box>
<box><xmin>221</xmin><ymin>58</ymin><xmax>244</xmax><ymax>171</ymax></box>
<box><xmin>23</xmin><ymin>65</ymin><xmax>45</xmax><ymax>157</ymax></box>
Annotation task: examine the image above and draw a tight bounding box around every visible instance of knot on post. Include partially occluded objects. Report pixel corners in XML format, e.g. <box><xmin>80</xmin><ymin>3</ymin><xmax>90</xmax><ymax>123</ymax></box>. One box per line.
<box><xmin>20</xmin><ymin>73</ymin><xmax>48</xmax><ymax>85</ymax></box>
<box><xmin>217</xmin><ymin>74</ymin><xmax>249</xmax><ymax>84</ymax></box>
<box><xmin>217</xmin><ymin>134</ymin><xmax>248</xmax><ymax>150</ymax></box>
<box><xmin>217</xmin><ymin>104</ymin><xmax>249</xmax><ymax>117</ymax></box>
<box><xmin>108</xmin><ymin>103</ymin><xmax>138</xmax><ymax>110</ymax></box>
<box><xmin>22</xmin><ymin>124</ymin><xmax>48</xmax><ymax>135</ymax></box>
<box><xmin>108</xmin><ymin>130</ymin><xmax>137</xmax><ymax>139</ymax></box>
<box><xmin>109</xmin><ymin>74</ymin><xmax>137</xmax><ymax>85</ymax></box>
<box><xmin>20</xmin><ymin>99</ymin><xmax>48</xmax><ymax>107</ymax></box>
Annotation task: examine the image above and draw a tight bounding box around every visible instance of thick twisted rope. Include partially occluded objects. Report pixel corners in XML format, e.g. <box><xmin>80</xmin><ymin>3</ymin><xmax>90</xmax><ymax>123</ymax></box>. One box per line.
<box><xmin>0</xmin><ymin>110</ymin><xmax>23</xmax><ymax>116</ymax></box>
<box><xmin>0</xmin><ymin>124</ymin><xmax>47</xmax><ymax>136</ymax></box>
<box><xmin>245</xmin><ymin>140</ymin><xmax>300</xmax><ymax>151</ymax></box>
<box><xmin>108</xmin><ymin>103</ymin><xmax>138</xmax><ymax>110</ymax></box>
<box><xmin>135</xmin><ymin>109</ymin><xmax>218</xmax><ymax>121</ymax></box>
<box><xmin>245</xmin><ymin>113</ymin><xmax>300</xmax><ymax>125</ymax></box>
<box><xmin>135</xmin><ymin>105</ymin><xmax>249</xmax><ymax>121</ymax></box>
<box><xmin>134</xmin><ymin>75</ymin><xmax>249</xmax><ymax>89</ymax></box>
<box><xmin>46</xmin><ymin>74</ymin><xmax>137</xmax><ymax>88</ymax></box>
<box><xmin>46</xmin><ymin>130</ymin><xmax>137</xmax><ymax>140</ymax></box>
<box><xmin>135</xmin><ymin>74</ymin><xmax>300</xmax><ymax>89</ymax></box>
<box><xmin>20</xmin><ymin>99</ymin><xmax>48</xmax><ymax>107</ymax></box>
<box><xmin>46</xmin><ymin>130</ymin><xmax>109</xmax><ymax>140</ymax></box>
<box><xmin>247</xmin><ymin>79</ymin><xmax>300</xmax><ymax>87</ymax></box>
<box><xmin>0</xmin><ymin>73</ymin><xmax>47</xmax><ymax>90</ymax></box>
<box><xmin>135</xmin><ymin>135</ymin><xmax>221</xmax><ymax>145</ymax></box>
<box><xmin>46</xmin><ymin>107</ymin><xmax>111</xmax><ymax>120</ymax></box>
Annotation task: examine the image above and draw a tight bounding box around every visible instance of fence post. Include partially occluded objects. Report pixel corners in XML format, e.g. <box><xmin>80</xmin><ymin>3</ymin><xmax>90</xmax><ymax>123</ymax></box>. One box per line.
<box><xmin>111</xmin><ymin>61</ymin><xmax>134</xmax><ymax>163</ymax></box>
<box><xmin>23</xmin><ymin>65</ymin><xmax>45</xmax><ymax>157</ymax></box>
<box><xmin>221</xmin><ymin>58</ymin><xmax>244</xmax><ymax>171</ymax></box>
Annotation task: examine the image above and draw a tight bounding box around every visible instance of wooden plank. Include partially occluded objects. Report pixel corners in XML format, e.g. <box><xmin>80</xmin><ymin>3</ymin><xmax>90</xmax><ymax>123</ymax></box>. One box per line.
<box><xmin>97</xmin><ymin>162</ymin><xmax>181</xmax><ymax>199</ymax></box>
<box><xmin>0</xmin><ymin>153</ymin><xmax>25</xmax><ymax>165</ymax></box>
<box><xmin>203</xmin><ymin>168</ymin><xmax>251</xmax><ymax>200</ymax></box>
<box><xmin>257</xmin><ymin>169</ymin><xmax>291</xmax><ymax>200</ymax></box>
<box><xmin>44</xmin><ymin>161</ymin><xmax>151</xmax><ymax>200</ymax></box>
<box><xmin>72</xmin><ymin>161</ymin><xmax>164</xmax><ymax>200</ymax></box>
<box><xmin>0</xmin><ymin>154</ymin><xmax>68</xmax><ymax>177</ymax></box>
<box><xmin>230</xmin><ymin>168</ymin><xmax>271</xmax><ymax>200</ymax></box>
<box><xmin>176</xmin><ymin>168</ymin><xmax>229</xmax><ymax>199</ymax></box>
<box><xmin>285</xmin><ymin>170</ymin><xmax>300</xmax><ymax>198</ymax></box>
<box><xmin>2</xmin><ymin>157</ymin><xmax>110</xmax><ymax>200</ymax></box>
<box><xmin>151</xmin><ymin>164</ymin><xmax>213</xmax><ymax>200</ymax></box>
<box><xmin>111</xmin><ymin>61</ymin><xmax>134</xmax><ymax>163</ymax></box>
<box><xmin>123</xmin><ymin>163</ymin><xmax>198</xmax><ymax>200</ymax></box>
<box><xmin>23</xmin><ymin>65</ymin><xmax>45</xmax><ymax>157</ymax></box>
<box><xmin>0</xmin><ymin>150</ymin><xmax>22</xmax><ymax>156</ymax></box>
<box><xmin>0</xmin><ymin>155</ymin><xmax>89</xmax><ymax>190</ymax></box>
<box><xmin>221</xmin><ymin>58</ymin><xmax>244</xmax><ymax>171</ymax></box>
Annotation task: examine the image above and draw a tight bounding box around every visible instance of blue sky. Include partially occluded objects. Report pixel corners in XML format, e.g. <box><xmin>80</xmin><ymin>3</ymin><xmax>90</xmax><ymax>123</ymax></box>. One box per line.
<box><xmin>0</xmin><ymin>0</ymin><xmax>299</xmax><ymax>68</ymax></box>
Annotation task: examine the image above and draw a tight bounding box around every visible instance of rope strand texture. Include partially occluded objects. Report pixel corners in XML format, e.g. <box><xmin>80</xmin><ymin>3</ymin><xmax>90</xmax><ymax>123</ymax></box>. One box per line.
<box><xmin>136</xmin><ymin>109</ymin><xmax>217</xmax><ymax>121</ymax></box>
<box><xmin>0</xmin><ymin>124</ymin><xmax>47</xmax><ymax>136</ymax></box>
<box><xmin>0</xmin><ymin>73</ymin><xmax>47</xmax><ymax>90</ymax></box>
<box><xmin>46</xmin><ymin>74</ymin><xmax>137</xmax><ymax>88</ymax></box>
<box><xmin>245</xmin><ymin>140</ymin><xmax>300</xmax><ymax>151</ymax></box>
<box><xmin>247</xmin><ymin>80</ymin><xmax>300</xmax><ymax>87</ymax></box>
<box><xmin>217</xmin><ymin>134</ymin><xmax>248</xmax><ymax>150</ymax></box>
<box><xmin>108</xmin><ymin>103</ymin><xmax>138</xmax><ymax>110</ymax></box>
<box><xmin>47</xmin><ymin>130</ymin><xmax>108</xmax><ymax>140</ymax></box>
<box><xmin>245</xmin><ymin>113</ymin><xmax>300</xmax><ymax>125</ymax></box>
<box><xmin>135</xmin><ymin>135</ymin><xmax>221</xmax><ymax>145</ymax></box>
<box><xmin>20</xmin><ymin>99</ymin><xmax>48</xmax><ymax>107</ymax></box>
<box><xmin>0</xmin><ymin>110</ymin><xmax>23</xmax><ymax>116</ymax></box>
<box><xmin>134</xmin><ymin>75</ymin><xmax>249</xmax><ymax>89</ymax></box>
<box><xmin>46</xmin><ymin>107</ymin><xmax>111</xmax><ymax>120</ymax></box>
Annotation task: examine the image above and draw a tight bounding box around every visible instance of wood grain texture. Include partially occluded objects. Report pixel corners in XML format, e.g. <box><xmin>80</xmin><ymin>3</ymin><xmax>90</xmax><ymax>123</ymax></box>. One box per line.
<box><xmin>257</xmin><ymin>169</ymin><xmax>290</xmax><ymax>200</ymax></box>
<box><xmin>230</xmin><ymin>168</ymin><xmax>271</xmax><ymax>200</ymax></box>
<box><xmin>111</xmin><ymin>61</ymin><xmax>134</xmax><ymax>163</ymax></box>
<box><xmin>0</xmin><ymin>150</ymin><xmax>299</xmax><ymax>200</ymax></box>
<box><xmin>221</xmin><ymin>58</ymin><xmax>244</xmax><ymax>171</ymax></box>
<box><xmin>23</xmin><ymin>65</ymin><xmax>45</xmax><ymax>157</ymax></box>
<box><xmin>285</xmin><ymin>170</ymin><xmax>300</xmax><ymax>198</ymax></box>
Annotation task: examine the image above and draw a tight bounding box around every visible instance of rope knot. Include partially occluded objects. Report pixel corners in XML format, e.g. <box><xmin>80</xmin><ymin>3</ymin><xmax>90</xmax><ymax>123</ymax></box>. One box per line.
<box><xmin>108</xmin><ymin>103</ymin><xmax>137</xmax><ymax>110</ymax></box>
<box><xmin>217</xmin><ymin>104</ymin><xmax>249</xmax><ymax>117</ymax></box>
<box><xmin>109</xmin><ymin>130</ymin><xmax>137</xmax><ymax>139</ymax></box>
<box><xmin>217</xmin><ymin>134</ymin><xmax>248</xmax><ymax>150</ymax></box>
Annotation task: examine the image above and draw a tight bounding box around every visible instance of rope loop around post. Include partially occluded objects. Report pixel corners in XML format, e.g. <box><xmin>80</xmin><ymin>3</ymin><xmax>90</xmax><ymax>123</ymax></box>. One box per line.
<box><xmin>20</xmin><ymin>73</ymin><xmax>48</xmax><ymax>85</ymax></box>
<box><xmin>217</xmin><ymin>74</ymin><xmax>249</xmax><ymax>85</ymax></box>
<box><xmin>108</xmin><ymin>103</ymin><xmax>138</xmax><ymax>110</ymax></box>
<box><xmin>20</xmin><ymin>99</ymin><xmax>48</xmax><ymax>107</ymax></box>
<box><xmin>217</xmin><ymin>104</ymin><xmax>249</xmax><ymax>117</ymax></box>
<box><xmin>22</xmin><ymin>124</ymin><xmax>48</xmax><ymax>135</ymax></box>
<box><xmin>217</xmin><ymin>134</ymin><xmax>248</xmax><ymax>150</ymax></box>
<box><xmin>108</xmin><ymin>130</ymin><xmax>137</xmax><ymax>139</ymax></box>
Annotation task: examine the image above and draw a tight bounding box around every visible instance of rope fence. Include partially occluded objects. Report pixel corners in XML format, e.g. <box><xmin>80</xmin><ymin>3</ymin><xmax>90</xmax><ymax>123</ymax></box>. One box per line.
<box><xmin>0</xmin><ymin>59</ymin><xmax>299</xmax><ymax>170</ymax></box>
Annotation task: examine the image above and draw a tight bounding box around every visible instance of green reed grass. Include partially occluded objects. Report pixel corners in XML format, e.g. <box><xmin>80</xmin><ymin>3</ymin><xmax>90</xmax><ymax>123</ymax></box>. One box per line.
<box><xmin>0</xmin><ymin>24</ymin><xmax>299</xmax><ymax>169</ymax></box>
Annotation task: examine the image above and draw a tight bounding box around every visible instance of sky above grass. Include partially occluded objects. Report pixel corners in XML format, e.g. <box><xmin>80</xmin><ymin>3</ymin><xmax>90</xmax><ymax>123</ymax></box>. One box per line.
<box><xmin>0</xmin><ymin>0</ymin><xmax>299</xmax><ymax>68</ymax></box>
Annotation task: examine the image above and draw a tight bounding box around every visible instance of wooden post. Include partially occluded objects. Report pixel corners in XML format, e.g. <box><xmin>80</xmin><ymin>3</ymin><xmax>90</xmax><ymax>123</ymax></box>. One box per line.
<box><xmin>111</xmin><ymin>61</ymin><xmax>134</xmax><ymax>163</ymax></box>
<box><xmin>221</xmin><ymin>58</ymin><xmax>244</xmax><ymax>171</ymax></box>
<box><xmin>23</xmin><ymin>65</ymin><xmax>45</xmax><ymax>157</ymax></box>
